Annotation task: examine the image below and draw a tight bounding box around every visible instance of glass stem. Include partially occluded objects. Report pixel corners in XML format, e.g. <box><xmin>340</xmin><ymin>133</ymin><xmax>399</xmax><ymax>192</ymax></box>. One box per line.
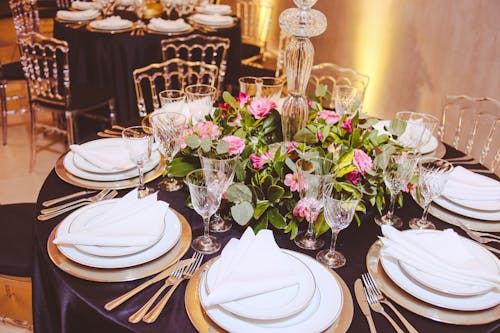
<box><xmin>387</xmin><ymin>192</ymin><xmax>397</xmax><ymax>219</ymax></box>
<box><xmin>421</xmin><ymin>202</ymin><xmax>431</xmax><ymax>222</ymax></box>
<box><xmin>306</xmin><ymin>211</ymin><xmax>315</xmax><ymax>238</ymax></box>
<box><xmin>329</xmin><ymin>230</ymin><xmax>338</xmax><ymax>254</ymax></box>
<box><xmin>137</xmin><ymin>162</ymin><xmax>145</xmax><ymax>191</ymax></box>
<box><xmin>203</xmin><ymin>216</ymin><xmax>210</xmax><ymax>239</ymax></box>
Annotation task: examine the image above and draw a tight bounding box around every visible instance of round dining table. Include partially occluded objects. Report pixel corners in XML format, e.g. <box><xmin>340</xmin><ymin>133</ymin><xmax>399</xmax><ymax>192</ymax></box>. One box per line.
<box><xmin>32</xmin><ymin>144</ymin><xmax>500</xmax><ymax>333</ymax></box>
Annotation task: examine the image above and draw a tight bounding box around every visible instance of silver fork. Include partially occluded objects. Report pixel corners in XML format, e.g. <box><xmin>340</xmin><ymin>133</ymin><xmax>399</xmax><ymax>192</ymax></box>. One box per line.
<box><xmin>40</xmin><ymin>189</ymin><xmax>111</xmax><ymax>215</ymax></box>
<box><xmin>142</xmin><ymin>252</ymin><xmax>204</xmax><ymax>323</ymax></box>
<box><xmin>362</xmin><ymin>273</ymin><xmax>419</xmax><ymax>333</ymax></box>
<box><xmin>362</xmin><ymin>283</ymin><xmax>405</xmax><ymax>333</ymax></box>
<box><xmin>455</xmin><ymin>221</ymin><xmax>500</xmax><ymax>245</ymax></box>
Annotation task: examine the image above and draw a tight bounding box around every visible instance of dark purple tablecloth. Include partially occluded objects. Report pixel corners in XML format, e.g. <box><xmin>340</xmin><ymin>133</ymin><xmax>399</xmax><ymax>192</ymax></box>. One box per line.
<box><xmin>32</xmin><ymin>146</ymin><xmax>500</xmax><ymax>333</ymax></box>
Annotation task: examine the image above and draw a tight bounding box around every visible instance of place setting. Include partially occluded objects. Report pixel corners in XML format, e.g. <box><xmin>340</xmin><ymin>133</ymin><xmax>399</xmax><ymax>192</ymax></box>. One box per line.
<box><xmin>87</xmin><ymin>15</ymin><xmax>135</xmax><ymax>33</ymax></box>
<box><xmin>188</xmin><ymin>12</ymin><xmax>237</xmax><ymax>30</ymax></box>
<box><xmin>146</xmin><ymin>17</ymin><xmax>193</xmax><ymax>35</ymax></box>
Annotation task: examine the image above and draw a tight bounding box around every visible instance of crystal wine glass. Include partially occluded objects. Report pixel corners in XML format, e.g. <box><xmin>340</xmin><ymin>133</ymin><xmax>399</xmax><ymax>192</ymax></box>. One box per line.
<box><xmin>316</xmin><ymin>184</ymin><xmax>361</xmax><ymax>268</ymax></box>
<box><xmin>334</xmin><ymin>85</ymin><xmax>358</xmax><ymax>116</ymax></box>
<box><xmin>185</xmin><ymin>84</ymin><xmax>217</xmax><ymax>123</ymax></box>
<box><xmin>395</xmin><ymin>111</ymin><xmax>439</xmax><ymax>153</ymax></box>
<box><xmin>238</xmin><ymin>76</ymin><xmax>263</xmax><ymax>99</ymax></box>
<box><xmin>374</xmin><ymin>151</ymin><xmax>418</xmax><ymax>228</ymax></box>
<box><xmin>149</xmin><ymin>111</ymin><xmax>186</xmax><ymax>191</ymax></box>
<box><xmin>409</xmin><ymin>157</ymin><xmax>454</xmax><ymax>230</ymax></box>
<box><xmin>122</xmin><ymin>126</ymin><xmax>154</xmax><ymax>198</ymax></box>
<box><xmin>185</xmin><ymin>168</ymin><xmax>225</xmax><ymax>254</ymax></box>
<box><xmin>260</xmin><ymin>77</ymin><xmax>284</xmax><ymax>104</ymax></box>
<box><xmin>294</xmin><ymin>156</ymin><xmax>335</xmax><ymax>250</ymax></box>
<box><xmin>159</xmin><ymin>90</ymin><xmax>186</xmax><ymax>114</ymax></box>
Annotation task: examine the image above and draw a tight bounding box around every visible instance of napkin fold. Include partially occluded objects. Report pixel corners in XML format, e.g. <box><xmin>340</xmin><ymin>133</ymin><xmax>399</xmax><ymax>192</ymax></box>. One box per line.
<box><xmin>442</xmin><ymin>166</ymin><xmax>500</xmax><ymax>202</ymax></box>
<box><xmin>204</xmin><ymin>228</ymin><xmax>300</xmax><ymax>306</ymax></box>
<box><xmin>70</xmin><ymin>142</ymin><xmax>135</xmax><ymax>172</ymax></box>
<box><xmin>149</xmin><ymin>18</ymin><xmax>191</xmax><ymax>32</ymax></box>
<box><xmin>90</xmin><ymin>16</ymin><xmax>133</xmax><ymax>29</ymax></box>
<box><xmin>380</xmin><ymin>225</ymin><xmax>500</xmax><ymax>290</ymax></box>
<box><xmin>191</xmin><ymin>13</ymin><xmax>234</xmax><ymax>26</ymax></box>
<box><xmin>56</xmin><ymin>9</ymin><xmax>99</xmax><ymax>21</ymax></box>
<box><xmin>53</xmin><ymin>189</ymin><xmax>167</xmax><ymax>247</ymax></box>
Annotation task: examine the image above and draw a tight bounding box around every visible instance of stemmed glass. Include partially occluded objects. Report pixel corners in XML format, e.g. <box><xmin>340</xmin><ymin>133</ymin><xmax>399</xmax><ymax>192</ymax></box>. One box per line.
<box><xmin>409</xmin><ymin>157</ymin><xmax>454</xmax><ymax>230</ymax></box>
<box><xmin>260</xmin><ymin>77</ymin><xmax>284</xmax><ymax>104</ymax></box>
<box><xmin>316</xmin><ymin>184</ymin><xmax>361</xmax><ymax>268</ymax></box>
<box><xmin>395</xmin><ymin>111</ymin><xmax>439</xmax><ymax>153</ymax></box>
<box><xmin>149</xmin><ymin>111</ymin><xmax>186</xmax><ymax>191</ymax></box>
<box><xmin>294</xmin><ymin>156</ymin><xmax>335</xmax><ymax>250</ymax></box>
<box><xmin>185</xmin><ymin>168</ymin><xmax>225</xmax><ymax>254</ymax></box>
<box><xmin>334</xmin><ymin>85</ymin><xmax>358</xmax><ymax>116</ymax></box>
<box><xmin>238</xmin><ymin>76</ymin><xmax>263</xmax><ymax>99</ymax></box>
<box><xmin>198</xmin><ymin>148</ymin><xmax>239</xmax><ymax>232</ymax></box>
<box><xmin>122</xmin><ymin>126</ymin><xmax>154</xmax><ymax>198</ymax></box>
<box><xmin>374</xmin><ymin>151</ymin><xmax>419</xmax><ymax>228</ymax></box>
<box><xmin>185</xmin><ymin>84</ymin><xmax>217</xmax><ymax>123</ymax></box>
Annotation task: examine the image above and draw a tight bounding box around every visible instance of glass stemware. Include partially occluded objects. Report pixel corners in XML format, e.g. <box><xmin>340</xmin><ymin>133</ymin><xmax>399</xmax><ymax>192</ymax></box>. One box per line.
<box><xmin>334</xmin><ymin>85</ymin><xmax>358</xmax><ymax>116</ymax></box>
<box><xmin>122</xmin><ymin>126</ymin><xmax>154</xmax><ymax>198</ymax></box>
<box><xmin>238</xmin><ymin>76</ymin><xmax>263</xmax><ymax>99</ymax></box>
<box><xmin>294</xmin><ymin>156</ymin><xmax>335</xmax><ymax>250</ymax></box>
<box><xmin>185</xmin><ymin>168</ymin><xmax>225</xmax><ymax>254</ymax></box>
<box><xmin>316</xmin><ymin>184</ymin><xmax>361</xmax><ymax>268</ymax></box>
<box><xmin>198</xmin><ymin>148</ymin><xmax>239</xmax><ymax>233</ymax></box>
<box><xmin>185</xmin><ymin>84</ymin><xmax>217</xmax><ymax>123</ymax></box>
<box><xmin>260</xmin><ymin>77</ymin><xmax>284</xmax><ymax>104</ymax></box>
<box><xmin>374</xmin><ymin>151</ymin><xmax>418</xmax><ymax>228</ymax></box>
<box><xmin>409</xmin><ymin>157</ymin><xmax>454</xmax><ymax>230</ymax></box>
<box><xmin>149</xmin><ymin>111</ymin><xmax>186</xmax><ymax>191</ymax></box>
<box><xmin>159</xmin><ymin>89</ymin><xmax>188</xmax><ymax>118</ymax></box>
<box><xmin>395</xmin><ymin>111</ymin><xmax>439</xmax><ymax>152</ymax></box>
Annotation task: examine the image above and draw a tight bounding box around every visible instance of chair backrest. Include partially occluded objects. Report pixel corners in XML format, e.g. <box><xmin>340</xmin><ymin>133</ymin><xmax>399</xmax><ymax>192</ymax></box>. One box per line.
<box><xmin>306</xmin><ymin>63</ymin><xmax>370</xmax><ymax>110</ymax></box>
<box><xmin>160</xmin><ymin>34</ymin><xmax>230</xmax><ymax>93</ymax></box>
<box><xmin>9</xmin><ymin>0</ymin><xmax>40</xmax><ymax>37</ymax></box>
<box><xmin>132</xmin><ymin>58</ymin><xmax>219</xmax><ymax>116</ymax></box>
<box><xmin>440</xmin><ymin>95</ymin><xmax>500</xmax><ymax>173</ymax></box>
<box><xmin>236</xmin><ymin>0</ymin><xmax>273</xmax><ymax>56</ymax></box>
<box><xmin>18</xmin><ymin>33</ymin><xmax>71</xmax><ymax>108</ymax></box>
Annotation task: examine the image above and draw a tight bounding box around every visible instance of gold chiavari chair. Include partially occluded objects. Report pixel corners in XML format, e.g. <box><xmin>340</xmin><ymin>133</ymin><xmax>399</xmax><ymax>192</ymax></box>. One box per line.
<box><xmin>160</xmin><ymin>34</ymin><xmax>230</xmax><ymax>94</ymax></box>
<box><xmin>440</xmin><ymin>95</ymin><xmax>500</xmax><ymax>175</ymax></box>
<box><xmin>133</xmin><ymin>58</ymin><xmax>219</xmax><ymax>116</ymax></box>
<box><xmin>9</xmin><ymin>0</ymin><xmax>40</xmax><ymax>37</ymax></box>
<box><xmin>306</xmin><ymin>63</ymin><xmax>370</xmax><ymax>110</ymax></box>
<box><xmin>19</xmin><ymin>33</ymin><xmax>116</xmax><ymax>169</ymax></box>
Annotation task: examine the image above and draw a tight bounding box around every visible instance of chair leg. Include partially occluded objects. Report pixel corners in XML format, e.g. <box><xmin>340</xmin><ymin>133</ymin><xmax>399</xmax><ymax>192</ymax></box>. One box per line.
<box><xmin>1</xmin><ymin>83</ymin><xmax>7</xmax><ymax>146</ymax></box>
<box><xmin>109</xmin><ymin>98</ymin><xmax>117</xmax><ymax>126</ymax></box>
<box><xmin>29</xmin><ymin>104</ymin><xmax>37</xmax><ymax>172</ymax></box>
<box><xmin>65</xmin><ymin>110</ymin><xmax>75</xmax><ymax>145</ymax></box>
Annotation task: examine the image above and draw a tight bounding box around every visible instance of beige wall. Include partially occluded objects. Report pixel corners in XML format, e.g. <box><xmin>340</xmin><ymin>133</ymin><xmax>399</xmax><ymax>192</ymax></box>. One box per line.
<box><xmin>231</xmin><ymin>0</ymin><xmax>500</xmax><ymax>119</ymax></box>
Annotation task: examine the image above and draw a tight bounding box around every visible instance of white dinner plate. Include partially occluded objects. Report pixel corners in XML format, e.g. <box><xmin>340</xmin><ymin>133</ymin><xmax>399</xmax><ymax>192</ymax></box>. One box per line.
<box><xmin>189</xmin><ymin>14</ymin><xmax>235</xmax><ymax>27</ymax></box>
<box><xmin>63</xmin><ymin>150</ymin><xmax>160</xmax><ymax>181</ymax></box>
<box><xmin>443</xmin><ymin>195</ymin><xmax>500</xmax><ymax>212</ymax></box>
<box><xmin>55</xmin><ymin>201</ymin><xmax>182</xmax><ymax>268</ymax></box>
<box><xmin>205</xmin><ymin>253</ymin><xmax>315</xmax><ymax>320</ymax></box>
<box><xmin>200</xmin><ymin>251</ymin><xmax>343</xmax><ymax>333</ymax></box>
<box><xmin>373</xmin><ymin>120</ymin><xmax>438</xmax><ymax>154</ymax></box>
<box><xmin>89</xmin><ymin>18</ymin><xmax>134</xmax><ymax>30</ymax></box>
<box><xmin>397</xmin><ymin>231</ymin><xmax>499</xmax><ymax>296</ymax></box>
<box><xmin>434</xmin><ymin>196</ymin><xmax>500</xmax><ymax>221</ymax></box>
<box><xmin>196</xmin><ymin>5</ymin><xmax>232</xmax><ymax>15</ymax></box>
<box><xmin>148</xmin><ymin>23</ymin><xmax>192</xmax><ymax>33</ymax></box>
<box><xmin>381</xmin><ymin>231</ymin><xmax>500</xmax><ymax>311</ymax></box>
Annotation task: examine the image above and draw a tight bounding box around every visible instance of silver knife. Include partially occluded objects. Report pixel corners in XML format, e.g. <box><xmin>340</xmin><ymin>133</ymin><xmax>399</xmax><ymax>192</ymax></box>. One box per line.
<box><xmin>42</xmin><ymin>190</ymin><xmax>97</xmax><ymax>207</ymax></box>
<box><xmin>355</xmin><ymin>279</ymin><xmax>377</xmax><ymax>333</ymax></box>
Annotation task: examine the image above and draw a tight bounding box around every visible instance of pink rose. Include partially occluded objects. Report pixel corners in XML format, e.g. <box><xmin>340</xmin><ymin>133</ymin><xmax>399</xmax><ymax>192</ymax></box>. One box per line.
<box><xmin>284</xmin><ymin>172</ymin><xmax>301</xmax><ymax>192</ymax></box>
<box><xmin>236</xmin><ymin>92</ymin><xmax>250</xmax><ymax>108</ymax></box>
<box><xmin>353</xmin><ymin>149</ymin><xmax>373</xmax><ymax>174</ymax></box>
<box><xmin>192</xmin><ymin>121</ymin><xmax>220</xmax><ymax>140</ymax></box>
<box><xmin>222</xmin><ymin>136</ymin><xmax>245</xmax><ymax>155</ymax></box>
<box><xmin>318</xmin><ymin>110</ymin><xmax>341</xmax><ymax>125</ymax></box>
<box><xmin>249</xmin><ymin>98</ymin><xmax>276</xmax><ymax>119</ymax></box>
<box><xmin>341</xmin><ymin>118</ymin><xmax>353</xmax><ymax>132</ymax></box>
<box><xmin>346</xmin><ymin>170</ymin><xmax>362</xmax><ymax>185</ymax></box>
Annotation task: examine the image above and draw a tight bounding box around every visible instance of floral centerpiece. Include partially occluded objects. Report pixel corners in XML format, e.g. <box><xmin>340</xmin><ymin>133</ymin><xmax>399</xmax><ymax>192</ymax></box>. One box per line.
<box><xmin>167</xmin><ymin>88</ymin><xmax>401</xmax><ymax>239</ymax></box>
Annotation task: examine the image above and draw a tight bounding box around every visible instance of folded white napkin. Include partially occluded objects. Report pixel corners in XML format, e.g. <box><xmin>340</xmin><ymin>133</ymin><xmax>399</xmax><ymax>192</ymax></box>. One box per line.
<box><xmin>442</xmin><ymin>166</ymin><xmax>500</xmax><ymax>201</ymax></box>
<box><xmin>57</xmin><ymin>9</ymin><xmax>99</xmax><ymax>21</ymax></box>
<box><xmin>204</xmin><ymin>228</ymin><xmax>300</xmax><ymax>306</ymax></box>
<box><xmin>71</xmin><ymin>1</ymin><xmax>101</xmax><ymax>10</ymax></box>
<box><xmin>380</xmin><ymin>225</ymin><xmax>500</xmax><ymax>290</ymax></box>
<box><xmin>70</xmin><ymin>142</ymin><xmax>135</xmax><ymax>172</ymax></box>
<box><xmin>89</xmin><ymin>16</ymin><xmax>133</xmax><ymax>29</ymax></box>
<box><xmin>196</xmin><ymin>4</ymin><xmax>231</xmax><ymax>15</ymax></box>
<box><xmin>191</xmin><ymin>13</ymin><xmax>234</xmax><ymax>26</ymax></box>
<box><xmin>53</xmin><ymin>189</ymin><xmax>167</xmax><ymax>247</ymax></box>
<box><xmin>149</xmin><ymin>18</ymin><xmax>190</xmax><ymax>32</ymax></box>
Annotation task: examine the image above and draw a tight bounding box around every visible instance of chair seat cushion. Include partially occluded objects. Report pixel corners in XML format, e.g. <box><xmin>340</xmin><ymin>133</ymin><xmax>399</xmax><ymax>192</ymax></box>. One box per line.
<box><xmin>0</xmin><ymin>203</ymin><xmax>35</xmax><ymax>277</ymax></box>
<box><xmin>0</xmin><ymin>61</ymin><xmax>25</xmax><ymax>81</ymax></box>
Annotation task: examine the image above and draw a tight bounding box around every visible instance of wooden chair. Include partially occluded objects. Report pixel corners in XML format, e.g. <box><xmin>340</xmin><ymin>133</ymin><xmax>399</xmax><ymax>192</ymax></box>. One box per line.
<box><xmin>19</xmin><ymin>33</ymin><xmax>116</xmax><ymax>170</ymax></box>
<box><xmin>439</xmin><ymin>95</ymin><xmax>500</xmax><ymax>175</ymax></box>
<box><xmin>133</xmin><ymin>58</ymin><xmax>219</xmax><ymax>116</ymax></box>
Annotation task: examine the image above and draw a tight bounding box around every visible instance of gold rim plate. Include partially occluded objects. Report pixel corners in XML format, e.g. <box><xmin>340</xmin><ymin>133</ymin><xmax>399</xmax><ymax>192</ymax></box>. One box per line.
<box><xmin>54</xmin><ymin>16</ymin><xmax>100</xmax><ymax>24</ymax></box>
<box><xmin>366</xmin><ymin>239</ymin><xmax>500</xmax><ymax>325</ymax></box>
<box><xmin>55</xmin><ymin>151</ymin><xmax>166</xmax><ymax>190</ymax></box>
<box><xmin>86</xmin><ymin>23</ymin><xmax>135</xmax><ymax>34</ymax></box>
<box><xmin>185</xmin><ymin>257</ymin><xmax>353</xmax><ymax>333</ymax></box>
<box><xmin>47</xmin><ymin>209</ymin><xmax>191</xmax><ymax>282</ymax></box>
<box><xmin>145</xmin><ymin>26</ymin><xmax>195</xmax><ymax>36</ymax></box>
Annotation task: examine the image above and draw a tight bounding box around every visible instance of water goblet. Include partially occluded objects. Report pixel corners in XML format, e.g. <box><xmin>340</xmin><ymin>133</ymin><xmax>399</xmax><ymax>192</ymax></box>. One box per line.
<box><xmin>294</xmin><ymin>156</ymin><xmax>335</xmax><ymax>250</ymax></box>
<box><xmin>238</xmin><ymin>76</ymin><xmax>263</xmax><ymax>99</ymax></box>
<box><xmin>122</xmin><ymin>126</ymin><xmax>154</xmax><ymax>198</ymax></box>
<box><xmin>185</xmin><ymin>84</ymin><xmax>217</xmax><ymax>123</ymax></box>
<box><xmin>409</xmin><ymin>157</ymin><xmax>454</xmax><ymax>230</ymax></box>
<box><xmin>334</xmin><ymin>85</ymin><xmax>358</xmax><ymax>116</ymax></box>
<box><xmin>395</xmin><ymin>111</ymin><xmax>439</xmax><ymax>153</ymax></box>
<box><xmin>374</xmin><ymin>151</ymin><xmax>419</xmax><ymax>228</ymax></box>
<box><xmin>159</xmin><ymin>89</ymin><xmax>187</xmax><ymax>116</ymax></box>
<box><xmin>260</xmin><ymin>77</ymin><xmax>284</xmax><ymax>104</ymax></box>
<box><xmin>149</xmin><ymin>111</ymin><xmax>186</xmax><ymax>191</ymax></box>
<box><xmin>185</xmin><ymin>168</ymin><xmax>225</xmax><ymax>254</ymax></box>
<box><xmin>316</xmin><ymin>184</ymin><xmax>361</xmax><ymax>268</ymax></box>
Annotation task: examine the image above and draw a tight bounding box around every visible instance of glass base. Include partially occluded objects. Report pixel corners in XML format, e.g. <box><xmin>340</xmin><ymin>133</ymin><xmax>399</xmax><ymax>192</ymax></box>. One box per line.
<box><xmin>374</xmin><ymin>214</ymin><xmax>403</xmax><ymax>229</ymax></box>
<box><xmin>408</xmin><ymin>217</ymin><xmax>436</xmax><ymax>230</ymax></box>
<box><xmin>316</xmin><ymin>249</ymin><xmax>346</xmax><ymax>269</ymax></box>
<box><xmin>294</xmin><ymin>233</ymin><xmax>325</xmax><ymax>250</ymax></box>
<box><xmin>191</xmin><ymin>235</ymin><xmax>221</xmax><ymax>255</ymax></box>
<box><xmin>137</xmin><ymin>186</ymin><xmax>155</xmax><ymax>198</ymax></box>
<box><xmin>209</xmin><ymin>213</ymin><xmax>232</xmax><ymax>233</ymax></box>
<box><xmin>158</xmin><ymin>177</ymin><xmax>183</xmax><ymax>192</ymax></box>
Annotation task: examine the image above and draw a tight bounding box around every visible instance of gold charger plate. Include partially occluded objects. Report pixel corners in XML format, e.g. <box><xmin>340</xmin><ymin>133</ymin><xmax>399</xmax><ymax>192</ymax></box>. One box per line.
<box><xmin>86</xmin><ymin>23</ymin><xmax>135</xmax><ymax>34</ymax></box>
<box><xmin>366</xmin><ymin>239</ymin><xmax>500</xmax><ymax>325</ymax></box>
<box><xmin>185</xmin><ymin>257</ymin><xmax>353</xmax><ymax>333</ymax></box>
<box><xmin>47</xmin><ymin>209</ymin><xmax>191</xmax><ymax>282</ymax></box>
<box><xmin>55</xmin><ymin>151</ymin><xmax>166</xmax><ymax>190</ymax></box>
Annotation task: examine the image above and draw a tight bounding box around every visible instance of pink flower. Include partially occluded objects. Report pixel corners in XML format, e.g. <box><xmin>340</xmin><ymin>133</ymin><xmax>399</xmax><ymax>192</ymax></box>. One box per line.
<box><xmin>249</xmin><ymin>98</ymin><xmax>276</xmax><ymax>119</ymax></box>
<box><xmin>317</xmin><ymin>131</ymin><xmax>324</xmax><ymax>141</ymax></box>
<box><xmin>293</xmin><ymin>198</ymin><xmax>320</xmax><ymax>222</ymax></box>
<box><xmin>222</xmin><ymin>135</ymin><xmax>245</xmax><ymax>155</ymax></box>
<box><xmin>236</xmin><ymin>92</ymin><xmax>250</xmax><ymax>108</ymax></box>
<box><xmin>191</xmin><ymin>121</ymin><xmax>220</xmax><ymax>140</ymax></box>
<box><xmin>327</xmin><ymin>143</ymin><xmax>341</xmax><ymax>156</ymax></box>
<box><xmin>284</xmin><ymin>172</ymin><xmax>301</xmax><ymax>192</ymax></box>
<box><xmin>249</xmin><ymin>152</ymin><xmax>272</xmax><ymax>170</ymax></box>
<box><xmin>287</xmin><ymin>141</ymin><xmax>298</xmax><ymax>153</ymax></box>
<box><xmin>345</xmin><ymin>170</ymin><xmax>362</xmax><ymax>185</ymax></box>
<box><xmin>307</xmin><ymin>99</ymin><xmax>312</xmax><ymax>108</ymax></box>
<box><xmin>318</xmin><ymin>110</ymin><xmax>341</xmax><ymax>125</ymax></box>
<box><xmin>341</xmin><ymin>119</ymin><xmax>353</xmax><ymax>132</ymax></box>
<box><xmin>353</xmin><ymin>149</ymin><xmax>373</xmax><ymax>174</ymax></box>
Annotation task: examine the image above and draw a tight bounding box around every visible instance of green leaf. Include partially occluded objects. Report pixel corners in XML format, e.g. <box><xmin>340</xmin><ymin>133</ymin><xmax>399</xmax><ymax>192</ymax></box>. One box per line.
<box><xmin>285</xmin><ymin>220</ymin><xmax>299</xmax><ymax>239</ymax></box>
<box><xmin>389</xmin><ymin>119</ymin><xmax>407</xmax><ymax>136</ymax></box>
<box><xmin>216</xmin><ymin>140</ymin><xmax>230</xmax><ymax>155</ymax></box>
<box><xmin>315</xmin><ymin>84</ymin><xmax>328</xmax><ymax>98</ymax></box>
<box><xmin>294</xmin><ymin>127</ymin><xmax>317</xmax><ymax>144</ymax></box>
<box><xmin>313</xmin><ymin>213</ymin><xmax>330</xmax><ymax>237</ymax></box>
<box><xmin>268</xmin><ymin>207</ymin><xmax>286</xmax><ymax>229</ymax></box>
<box><xmin>235</xmin><ymin>159</ymin><xmax>247</xmax><ymax>182</ymax></box>
<box><xmin>260</xmin><ymin>174</ymin><xmax>272</xmax><ymax>191</ymax></box>
<box><xmin>226</xmin><ymin>183</ymin><xmax>253</xmax><ymax>203</ymax></box>
<box><xmin>273</xmin><ymin>160</ymin><xmax>284</xmax><ymax>179</ymax></box>
<box><xmin>337</xmin><ymin>164</ymin><xmax>356</xmax><ymax>178</ymax></box>
<box><xmin>285</xmin><ymin>157</ymin><xmax>297</xmax><ymax>172</ymax></box>
<box><xmin>254</xmin><ymin>200</ymin><xmax>271</xmax><ymax>219</ymax></box>
<box><xmin>254</xmin><ymin>214</ymin><xmax>269</xmax><ymax>233</ymax></box>
<box><xmin>167</xmin><ymin>158</ymin><xmax>197</xmax><ymax>177</ymax></box>
<box><xmin>267</xmin><ymin>185</ymin><xmax>285</xmax><ymax>203</ymax></box>
<box><xmin>359</xmin><ymin>118</ymin><xmax>379</xmax><ymax>129</ymax></box>
<box><xmin>200</xmin><ymin>137</ymin><xmax>212</xmax><ymax>152</ymax></box>
<box><xmin>185</xmin><ymin>134</ymin><xmax>201</xmax><ymax>149</ymax></box>
<box><xmin>223</xmin><ymin>91</ymin><xmax>238</xmax><ymax>108</ymax></box>
<box><xmin>337</xmin><ymin>150</ymin><xmax>355</xmax><ymax>170</ymax></box>
<box><xmin>231</xmin><ymin>201</ymin><xmax>254</xmax><ymax>225</ymax></box>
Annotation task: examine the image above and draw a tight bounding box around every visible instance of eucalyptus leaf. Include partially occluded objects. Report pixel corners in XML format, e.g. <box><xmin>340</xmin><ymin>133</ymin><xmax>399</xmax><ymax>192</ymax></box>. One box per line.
<box><xmin>185</xmin><ymin>134</ymin><xmax>201</xmax><ymax>149</ymax></box>
<box><xmin>226</xmin><ymin>183</ymin><xmax>253</xmax><ymax>203</ymax></box>
<box><xmin>231</xmin><ymin>201</ymin><xmax>254</xmax><ymax>225</ymax></box>
<box><xmin>315</xmin><ymin>84</ymin><xmax>327</xmax><ymax>98</ymax></box>
<box><xmin>216</xmin><ymin>140</ymin><xmax>230</xmax><ymax>155</ymax></box>
<box><xmin>200</xmin><ymin>137</ymin><xmax>212</xmax><ymax>152</ymax></box>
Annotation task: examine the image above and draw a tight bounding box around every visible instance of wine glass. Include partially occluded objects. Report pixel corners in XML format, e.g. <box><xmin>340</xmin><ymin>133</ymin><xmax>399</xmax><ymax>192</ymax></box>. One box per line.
<box><xmin>238</xmin><ymin>76</ymin><xmax>263</xmax><ymax>99</ymax></box>
<box><xmin>374</xmin><ymin>151</ymin><xmax>419</xmax><ymax>228</ymax></box>
<box><xmin>294</xmin><ymin>156</ymin><xmax>335</xmax><ymax>250</ymax></box>
<box><xmin>122</xmin><ymin>126</ymin><xmax>154</xmax><ymax>198</ymax></box>
<box><xmin>185</xmin><ymin>168</ymin><xmax>225</xmax><ymax>254</ymax></box>
<box><xmin>159</xmin><ymin>89</ymin><xmax>187</xmax><ymax>117</ymax></box>
<box><xmin>316</xmin><ymin>184</ymin><xmax>361</xmax><ymax>268</ymax></box>
<box><xmin>198</xmin><ymin>147</ymin><xmax>239</xmax><ymax>232</ymax></box>
<box><xmin>409</xmin><ymin>157</ymin><xmax>454</xmax><ymax>230</ymax></box>
<box><xmin>185</xmin><ymin>84</ymin><xmax>217</xmax><ymax>123</ymax></box>
<box><xmin>149</xmin><ymin>111</ymin><xmax>186</xmax><ymax>191</ymax></box>
<box><xmin>260</xmin><ymin>77</ymin><xmax>284</xmax><ymax>104</ymax></box>
<box><xmin>395</xmin><ymin>111</ymin><xmax>439</xmax><ymax>152</ymax></box>
<box><xmin>334</xmin><ymin>85</ymin><xmax>358</xmax><ymax>116</ymax></box>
